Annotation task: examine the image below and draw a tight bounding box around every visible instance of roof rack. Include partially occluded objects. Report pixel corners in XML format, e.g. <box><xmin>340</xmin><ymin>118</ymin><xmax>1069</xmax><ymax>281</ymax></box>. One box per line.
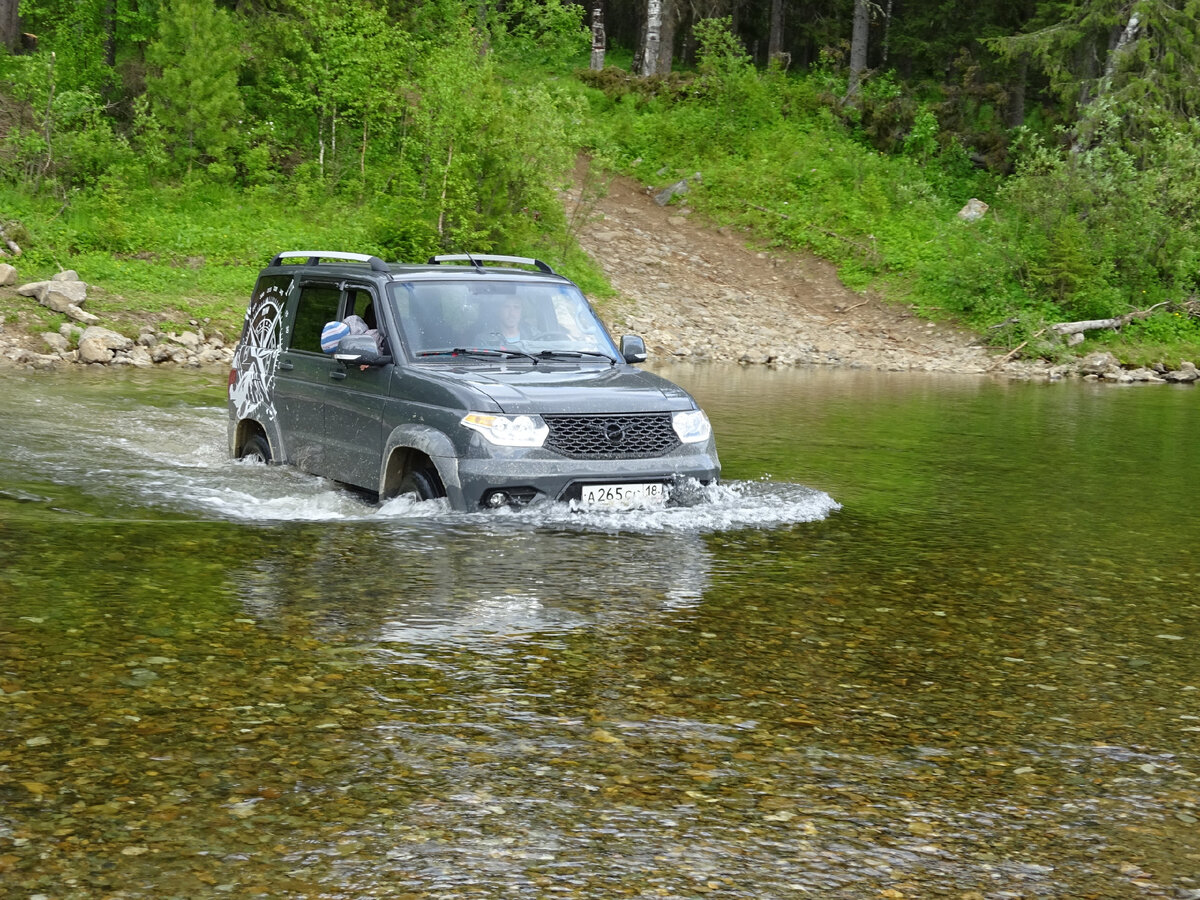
<box><xmin>427</xmin><ymin>253</ymin><xmax>555</xmax><ymax>275</ymax></box>
<box><xmin>271</xmin><ymin>251</ymin><xmax>390</xmax><ymax>273</ymax></box>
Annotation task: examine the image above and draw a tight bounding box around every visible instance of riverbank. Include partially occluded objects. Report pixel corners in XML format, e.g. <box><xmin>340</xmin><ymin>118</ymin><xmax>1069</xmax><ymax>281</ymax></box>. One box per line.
<box><xmin>565</xmin><ymin>169</ymin><xmax>1197</xmax><ymax>384</ymax></box>
<box><xmin>2</xmin><ymin>171</ymin><xmax>1197</xmax><ymax>383</ymax></box>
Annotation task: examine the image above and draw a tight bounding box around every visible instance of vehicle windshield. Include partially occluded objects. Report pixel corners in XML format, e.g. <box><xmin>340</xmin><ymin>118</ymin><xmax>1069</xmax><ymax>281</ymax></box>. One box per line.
<box><xmin>389</xmin><ymin>279</ymin><xmax>620</xmax><ymax>361</ymax></box>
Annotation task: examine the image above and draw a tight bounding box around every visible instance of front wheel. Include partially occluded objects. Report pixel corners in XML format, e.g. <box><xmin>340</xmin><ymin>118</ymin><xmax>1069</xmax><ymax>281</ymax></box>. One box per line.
<box><xmin>397</xmin><ymin>464</ymin><xmax>443</xmax><ymax>501</ymax></box>
<box><xmin>238</xmin><ymin>433</ymin><xmax>272</xmax><ymax>463</ymax></box>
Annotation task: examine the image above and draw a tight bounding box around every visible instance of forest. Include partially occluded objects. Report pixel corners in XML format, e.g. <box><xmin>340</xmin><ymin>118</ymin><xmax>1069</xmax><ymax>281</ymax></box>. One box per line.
<box><xmin>2</xmin><ymin>0</ymin><xmax>1200</xmax><ymax>363</ymax></box>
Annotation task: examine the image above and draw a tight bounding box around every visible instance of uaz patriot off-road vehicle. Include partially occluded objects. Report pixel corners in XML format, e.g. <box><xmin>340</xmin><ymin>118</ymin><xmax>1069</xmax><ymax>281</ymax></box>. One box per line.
<box><xmin>227</xmin><ymin>251</ymin><xmax>720</xmax><ymax>510</ymax></box>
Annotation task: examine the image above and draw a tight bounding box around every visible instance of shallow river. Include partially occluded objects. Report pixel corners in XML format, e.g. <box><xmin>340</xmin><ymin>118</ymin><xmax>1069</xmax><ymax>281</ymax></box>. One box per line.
<box><xmin>1</xmin><ymin>365</ymin><xmax>1198</xmax><ymax>899</ymax></box>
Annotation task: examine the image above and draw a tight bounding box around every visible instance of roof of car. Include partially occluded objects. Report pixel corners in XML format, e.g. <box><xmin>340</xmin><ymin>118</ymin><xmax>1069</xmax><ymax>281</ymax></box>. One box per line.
<box><xmin>265</xmin><ymin>251</ymin><xmax>570</xmax><ymax>284</ymax></box>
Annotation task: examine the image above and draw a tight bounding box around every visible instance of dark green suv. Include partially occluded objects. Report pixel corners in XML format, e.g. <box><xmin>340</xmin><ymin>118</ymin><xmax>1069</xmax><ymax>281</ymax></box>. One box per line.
<box><xmin>226</xmin><ymin>252</ymin><xmax>720</xmax><ymax>510</ymax></box>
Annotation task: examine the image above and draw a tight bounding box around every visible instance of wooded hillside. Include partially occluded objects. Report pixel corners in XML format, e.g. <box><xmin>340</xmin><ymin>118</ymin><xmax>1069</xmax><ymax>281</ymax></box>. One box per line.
<box><xmin>3</xmin><ymin>0</ymin><xmax>1200</xmax><ymax>363</ymax></box>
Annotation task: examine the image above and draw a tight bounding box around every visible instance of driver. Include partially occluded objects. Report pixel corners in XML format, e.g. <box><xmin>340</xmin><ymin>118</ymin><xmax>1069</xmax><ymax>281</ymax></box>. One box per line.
<box><xmin>476</xmin><ymin>298</ymin><xmax>529</xmax><ymax>349</ymax></box>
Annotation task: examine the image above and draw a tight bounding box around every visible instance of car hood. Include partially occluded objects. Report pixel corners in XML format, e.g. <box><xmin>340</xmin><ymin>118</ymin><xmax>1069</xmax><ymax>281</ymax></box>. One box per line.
<box><xmin>439</xmin><ymin>364</ymin><xmax>697</xmax><ymax>414</ymax></box>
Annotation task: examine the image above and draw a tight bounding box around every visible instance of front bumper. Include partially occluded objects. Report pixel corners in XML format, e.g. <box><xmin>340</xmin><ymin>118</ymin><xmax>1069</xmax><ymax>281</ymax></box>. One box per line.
<box><xmin>439</xmin><ymin>442</ymin><xmax>721</xmax><ymax>510</ymax></box>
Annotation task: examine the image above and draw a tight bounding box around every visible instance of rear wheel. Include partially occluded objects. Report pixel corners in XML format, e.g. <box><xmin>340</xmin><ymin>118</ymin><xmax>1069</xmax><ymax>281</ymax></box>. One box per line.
<box><xmin>239</xmin><ymin>433</ymin><xmax>272</xmax><ymax>463</ymax></box>
<box><xmin>397</xmin><ymin>464</ymin><xmax>442</xmax><ymax>501</ymax></box>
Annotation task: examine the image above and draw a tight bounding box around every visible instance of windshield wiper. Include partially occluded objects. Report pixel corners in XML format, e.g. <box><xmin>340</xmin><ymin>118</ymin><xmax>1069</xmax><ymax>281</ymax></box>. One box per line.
<box><xmin>418</xmin><ymin>347</ymin><xmax>540</xmax><ymax>363</ymax></box>
<box><xmin>535</xmin><ymin>349</ymin><xmax>617</xmax><ymax>364</ymax></box>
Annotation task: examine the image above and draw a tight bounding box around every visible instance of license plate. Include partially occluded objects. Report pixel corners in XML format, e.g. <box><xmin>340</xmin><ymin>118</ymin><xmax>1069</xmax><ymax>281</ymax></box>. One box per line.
<box><xmin>578</xmin><ymin>482</ymin><xmax>667</xmax><ymax>510</ymax></box>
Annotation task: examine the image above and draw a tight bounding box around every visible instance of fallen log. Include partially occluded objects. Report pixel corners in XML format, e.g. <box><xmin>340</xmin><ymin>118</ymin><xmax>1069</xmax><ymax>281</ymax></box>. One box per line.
<box><xmin>1050</xmin><ymin>301</ymin><xmax>1169</xmax><ymax>337</ymax></box>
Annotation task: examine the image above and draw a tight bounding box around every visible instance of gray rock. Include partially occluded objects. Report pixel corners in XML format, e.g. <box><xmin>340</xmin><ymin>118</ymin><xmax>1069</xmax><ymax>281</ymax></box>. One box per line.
<box><xmin>957</xmin><ymin>198</ymin><xmax>989</xmax><ymax>222</ymax></box>
<box><xmin>655</xmin><ymin>176</ymin><xmax>698</xmax><ymax>206</ymax></box>
<box><xmin>124</xmin><ymin>346</ymin><xmax>154</xmax><ymax>368</ymax></box>
<box><xmin>1129</xmin><ymin>368</ymin><xmax>1166</xmax><ymax>383</ymax></box>
<box><xmin>40</xmin><ymin>282</ymin><xmax>87</xmax><ymax>313</ymax></box>
<box><xmin>59</xmin><ymin>323</ymin><xmax>84</xmax><ymax>344</ymax></box>
<box><xmin>52</xmin><ymin>270</ymin><xmax>81</xmax><ymax>282</ymax></box>
<box><xmin>79</xmin><ymin>326</ymin><xmax>133</xmax><ymax>351</ymax></box>
<box><xmin>0</xmin><ymin>263</ymin><xmax>17</xmax><ymax>286</ymax></box>
<box><xmin>1079</xmin><ymin>352</ymin><xmax>1121</xmax><ymax>376</ymax></box>
<box><xmin>17</xmin><ymin>280</ymin><xmax>48</xmax><ymax>298</ymax></box>
<box><xmin>171</xmin><ymin>330</ymin><xmax>202</xmax><ymax>350</ymax></box>
<box><xmin>77</xmin><ymin>337</ymin><xmax>114</xmax><ymax>364</ymax></box>
<box><xmin>64</xmin><ymin>304</ymin><xmax>99</xmax><ymax>324</ymax></box>
<box><xmin>40</xmin><ymin>332</ymin><xmax>70</xmax><ymax>353</ymax></box>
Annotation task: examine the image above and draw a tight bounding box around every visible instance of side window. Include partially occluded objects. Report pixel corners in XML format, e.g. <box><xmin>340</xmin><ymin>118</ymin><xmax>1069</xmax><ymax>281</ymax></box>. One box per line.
<box><xmin>344</xmin><ymin>285</ymin><xmax>389</xmax><ymax>353</ymax></box>
<box><xmin>288</xmin><ymin>284</ymin><xmax>341</xmax><ymax>353</ymax></box>
<box><xmin>344</xmin><ymin>287</ymin><xmax>377</xmax><ymax>329</ymax></box>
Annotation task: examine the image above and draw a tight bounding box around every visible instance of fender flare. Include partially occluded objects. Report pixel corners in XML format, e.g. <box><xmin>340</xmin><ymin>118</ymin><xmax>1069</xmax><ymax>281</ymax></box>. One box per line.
<box><xmin>379</xmin><ymin>424</ymin><xmax>464</xmax><ymax>506</ymax></box>
<box><xmin>230</xmin><ymin>416</ymin><xmax>286</xmax><ymax>462</ymax></box>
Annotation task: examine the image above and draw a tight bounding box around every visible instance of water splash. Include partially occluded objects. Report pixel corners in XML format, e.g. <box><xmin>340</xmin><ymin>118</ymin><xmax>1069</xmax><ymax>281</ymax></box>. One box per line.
<box><xmin>1</xmin><ymin>381</ymin><xmax>838</xmax><ymax>531</ymax></box>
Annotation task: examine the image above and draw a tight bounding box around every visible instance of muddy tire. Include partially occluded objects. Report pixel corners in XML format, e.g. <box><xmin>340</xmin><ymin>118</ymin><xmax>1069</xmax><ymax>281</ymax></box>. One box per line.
<box><xmin>239</xmin><ymin>434</ymin><xmax>272</xmax><ymax>463</ymax></box>
<box><xmin>397</xmin><ymin>464</ymin><xmax>442</xmax><ymax>501</ymax></box>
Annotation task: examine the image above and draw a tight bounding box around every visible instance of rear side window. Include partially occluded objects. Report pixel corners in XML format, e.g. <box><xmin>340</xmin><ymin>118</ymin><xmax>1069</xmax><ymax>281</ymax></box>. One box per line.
<box><xmin>289</xmin><ymin>284</ymin><xmax>341</xmax><ymax>353</ymax></box>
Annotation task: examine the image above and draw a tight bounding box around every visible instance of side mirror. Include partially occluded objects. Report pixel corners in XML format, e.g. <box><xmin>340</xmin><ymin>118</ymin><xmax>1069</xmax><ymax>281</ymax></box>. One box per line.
<box><xmin>334</xmin><ymin>335</ymin><xmax>392</xmax><ymax>367</ymax></box>
<box><xmin>620</xmin><ymin>334</ymin><xmax>647</xmax><ymax>364</ymax></box>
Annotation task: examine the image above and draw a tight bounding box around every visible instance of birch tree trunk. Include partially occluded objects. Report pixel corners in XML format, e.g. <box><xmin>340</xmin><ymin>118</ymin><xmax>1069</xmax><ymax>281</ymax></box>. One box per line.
<box><xmin>846</xmin><ymin>0</ymin><xmax>870</xmax><ymax>103</ymax></box>
<box><xmin>589</xmin><ymin>2</ymin><xmax>606</xmax><ymax>70</ymax></box>
<box><xmin>1071</xmin><ymin>11</ymin><xmax>1141</xmax><ymax>152</ymax></box>
<box><xmin>639</xmin><ymin>0</ymin><xmax>662</xmax><ymax>77</ymax></box>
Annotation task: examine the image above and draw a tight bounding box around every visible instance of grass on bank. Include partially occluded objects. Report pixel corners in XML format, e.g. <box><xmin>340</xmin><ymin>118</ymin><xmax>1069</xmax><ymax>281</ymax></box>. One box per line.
<box><xmin>0</xmin><ymin>177</ymin><xmax>614</xmax><ymax>341</ymax></box>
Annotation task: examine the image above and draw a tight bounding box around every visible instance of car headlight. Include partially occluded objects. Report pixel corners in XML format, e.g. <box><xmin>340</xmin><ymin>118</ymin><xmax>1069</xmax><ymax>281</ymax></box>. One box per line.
<box><xmin>672</xmin><ymin>409</ymin><xmax>712</xmax><ymax>443</ymax></box>
<box><xmin>461</xmin><ymin>412</ymin><xmax>549</xmax><ymax>447</ymax></box>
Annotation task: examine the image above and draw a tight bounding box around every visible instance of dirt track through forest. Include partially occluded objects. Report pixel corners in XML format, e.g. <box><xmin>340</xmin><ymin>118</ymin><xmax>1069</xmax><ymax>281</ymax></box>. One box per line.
<box><xmin>567</xmin><ymin>165</ymin><xmax>1005</xmax><ymax>375</ymax></box>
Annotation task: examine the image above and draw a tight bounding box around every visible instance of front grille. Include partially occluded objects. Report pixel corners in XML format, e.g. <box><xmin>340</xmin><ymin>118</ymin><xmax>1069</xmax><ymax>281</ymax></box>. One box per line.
<box><xmin>543</xmin><ymin>413</ymin><xmax>680</xmax><ymax>459</ymax></box>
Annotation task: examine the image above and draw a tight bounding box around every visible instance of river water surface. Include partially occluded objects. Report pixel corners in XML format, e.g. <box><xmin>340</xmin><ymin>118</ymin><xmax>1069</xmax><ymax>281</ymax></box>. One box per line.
<box><xmin>1</xmin><ymin>365</ymin><xmax>1198</xmax><ymax>899</ymax></box>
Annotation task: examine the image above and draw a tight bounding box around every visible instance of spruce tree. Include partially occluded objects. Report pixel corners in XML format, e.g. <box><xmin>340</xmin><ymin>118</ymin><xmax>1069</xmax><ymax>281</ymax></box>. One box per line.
<box><xmin>145</xmin><ymin>0</ymin><xmax>245</xmax><ymax>173</ymax></box>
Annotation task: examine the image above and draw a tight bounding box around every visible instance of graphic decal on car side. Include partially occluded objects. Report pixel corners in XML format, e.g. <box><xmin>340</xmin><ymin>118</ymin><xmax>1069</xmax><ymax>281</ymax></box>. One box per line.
<box><xmin>230</xmin><ymin>277</ymin><xmax>289</xmax><ymax>423</ymax></box>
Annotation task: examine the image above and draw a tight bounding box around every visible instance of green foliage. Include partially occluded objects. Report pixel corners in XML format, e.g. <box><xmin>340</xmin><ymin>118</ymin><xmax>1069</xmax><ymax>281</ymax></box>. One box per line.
<box><xmin>491</xmin><ymin>0</ymin><xmax>589</xmax><ymax>68</ymax></box>
<box><xmin>243</xmin><ymin>0</ymin><xmax>413</xmax><ymax>187</ymax></box>
<box><xmin>0</xmin><ymin>53</ymin><xmax>135</xmax><ymax>192</ymax></box>
<box><xmin>145</xmin><ymin>0</ymin><xmax>245</xmax><ymax>172</ymax></box>
<box><xmin>690</xmin><ymin>17</ymin><xmax>778</xmax><ymax>143</ymax></box>
<box><xmin>903</xmin><ymin>106</ymin><xmax>940</xmax><ymax>162</ymax></box>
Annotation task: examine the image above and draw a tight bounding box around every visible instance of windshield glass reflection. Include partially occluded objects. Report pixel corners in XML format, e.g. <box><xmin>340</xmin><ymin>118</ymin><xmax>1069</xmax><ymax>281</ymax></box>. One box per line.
<box><xmin>391</xmin><ymin>280</ymin><xmax>619</xmax><ymax>359</ymax></box>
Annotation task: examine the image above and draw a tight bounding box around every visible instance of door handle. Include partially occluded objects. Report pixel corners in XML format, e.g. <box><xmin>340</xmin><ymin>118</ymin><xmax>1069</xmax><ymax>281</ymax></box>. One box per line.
<box><xmin>278</xmin><ymin>360</ymin><xmax>294</xmax><ymax>371</ymax></box>
<box><xmin>330</xmin><ymin>370</ymin><xmax>347</xmax><ymax>380</ymax></box>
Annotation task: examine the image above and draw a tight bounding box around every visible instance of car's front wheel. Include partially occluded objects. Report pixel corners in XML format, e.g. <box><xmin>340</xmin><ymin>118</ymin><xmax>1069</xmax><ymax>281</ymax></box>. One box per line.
<box><xmin>397</xmin><ymin>464</ymin><xmax>443</xmax><ymax>501</ymax></box>
<box><xmin>238</xmin><ymin>433</ymin><xmax>272</xmax><ymax>463</ymax></box>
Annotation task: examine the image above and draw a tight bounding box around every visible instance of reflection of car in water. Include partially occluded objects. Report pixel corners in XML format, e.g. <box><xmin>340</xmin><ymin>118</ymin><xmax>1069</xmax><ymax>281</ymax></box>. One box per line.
<box><xmin>233</xmin><ymin>527</ymin><xmax>714</xmax><ymax>646</ymax></box>
<box><xmin>226</xmin><ymin>252</ymin><xmax>720</xmax><ymax>511</ymax></box>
